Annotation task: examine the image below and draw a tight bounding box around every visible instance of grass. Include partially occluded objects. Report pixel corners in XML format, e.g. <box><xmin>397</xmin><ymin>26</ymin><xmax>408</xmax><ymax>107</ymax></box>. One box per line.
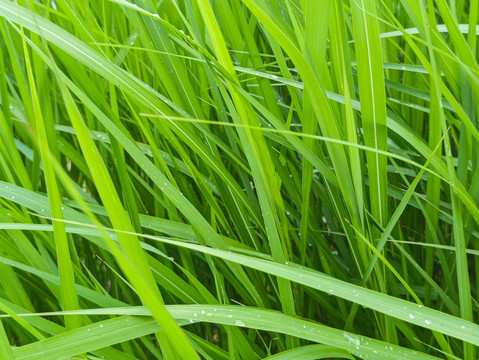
<box><xmin>0</xmin><ymin>0</ymin><xmax>478</xmax><ymax>358</ymax></box>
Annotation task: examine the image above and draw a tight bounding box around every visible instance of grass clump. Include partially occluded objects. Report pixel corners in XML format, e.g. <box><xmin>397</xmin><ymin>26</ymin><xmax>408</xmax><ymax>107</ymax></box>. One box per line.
<box><xmin>0</xmin><ymin>0</ymin><xmax>478</xmax><ymax>359</ymax></box>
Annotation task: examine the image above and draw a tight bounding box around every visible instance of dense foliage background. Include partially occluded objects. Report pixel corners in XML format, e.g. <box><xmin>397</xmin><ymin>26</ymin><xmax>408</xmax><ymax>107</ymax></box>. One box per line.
<box><xmin>0</xmin><ymin>0</ymin><xmax>478</xmax><ymax>359</ymax></box>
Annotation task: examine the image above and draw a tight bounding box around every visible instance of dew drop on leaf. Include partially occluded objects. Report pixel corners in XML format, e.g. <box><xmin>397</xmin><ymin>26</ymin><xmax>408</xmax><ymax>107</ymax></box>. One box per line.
<box><xmin>234</xmin><ymin>320</ymin><xmax>245</xmax><ymax>327</ymax></box>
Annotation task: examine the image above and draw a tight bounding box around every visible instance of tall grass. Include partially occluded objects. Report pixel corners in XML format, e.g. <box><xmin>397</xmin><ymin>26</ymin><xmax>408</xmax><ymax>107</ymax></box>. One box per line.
<box><xmin>0</xmin><ymin>0</ymin><xmax>478</xmax><ymax>358</ymax></box>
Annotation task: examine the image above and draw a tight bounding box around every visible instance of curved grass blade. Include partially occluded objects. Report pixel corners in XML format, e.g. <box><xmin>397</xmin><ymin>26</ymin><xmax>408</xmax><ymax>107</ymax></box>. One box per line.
<box><xmin>8</xmin><ymin>306</ymin><xmax>440</xmax><ymax>360</ymax></box>
<box><xmin>20</xmin><ymin>221</ymin><xmax>479</xmax><ymax>347</ymax></box>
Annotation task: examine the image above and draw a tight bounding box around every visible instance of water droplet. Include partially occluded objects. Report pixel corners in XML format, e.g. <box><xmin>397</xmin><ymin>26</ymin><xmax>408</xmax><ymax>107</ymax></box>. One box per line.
<box><xmin>234</xmin><ymin>320</ymin><xmax>245</xmax><ymax>327</ymax></box>
<box><xmin>228</xmin><ymin>315</ymin><xmax>233</xmax><ymax>318</ymax></box>
<box><xmin>425</xmin><ymin>319</ymin><xmax>432</xmax><ymax>325</ymax></box>
<box><xmin>343</xmin><ymin>333</ymin><xmax>360</xmax><ymax>346</ymax></box>
<box><xmin>409</xmin><ymin>314</ymin><xmax>414</xmax><ymax>319</ymax></box>
<box><xmin>99</xmin><ymin>324</ymin><xmax>103</xmax><ymax>328</ymax></box>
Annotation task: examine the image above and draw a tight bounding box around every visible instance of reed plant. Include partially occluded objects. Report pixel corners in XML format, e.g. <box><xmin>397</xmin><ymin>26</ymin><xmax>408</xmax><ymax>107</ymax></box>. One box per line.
<box><xmin>0</xmin><ymin>0</ymin><xmax>478</xmax><ymax>359</ymax></box>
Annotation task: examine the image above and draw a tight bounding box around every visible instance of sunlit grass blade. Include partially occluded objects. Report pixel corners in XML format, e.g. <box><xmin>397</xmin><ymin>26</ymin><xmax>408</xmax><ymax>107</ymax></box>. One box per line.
<box><xmin>6</xmin><ymin>306</ymin><xmax>441</xmax><ymax>360</ymax></box>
